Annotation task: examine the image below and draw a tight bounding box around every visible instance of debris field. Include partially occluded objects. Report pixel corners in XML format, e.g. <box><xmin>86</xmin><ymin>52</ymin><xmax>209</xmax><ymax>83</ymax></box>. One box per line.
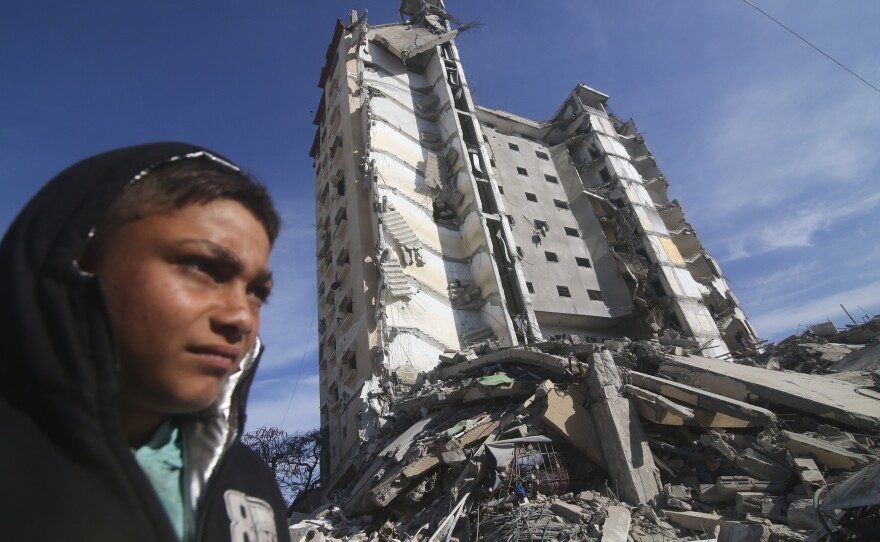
<box><xmin>291</xmin><ymin>317</ymin><xmax>880</xmax><ymax>542</ymax></box>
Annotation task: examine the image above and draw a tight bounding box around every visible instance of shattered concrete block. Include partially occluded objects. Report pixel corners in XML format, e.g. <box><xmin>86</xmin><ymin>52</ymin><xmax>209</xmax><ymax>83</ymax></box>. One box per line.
<box><xmin>714</xmin><ymin>476</ymin><xmax>787</xmax><ymax>500</ymax></box>
<box><xmin>717</xmin><ymin>523</ymin><xmax>769</xmax><ymax>542</ymax></box>
<box><xmin>601</xmin><ymin>506</ymin><xmax>631</xmax><ymax>542</ymax></box>
<box><xmin>587</xmin><ymin>353</ymin><xmax>661</xmax><ymax>505</ymax></box>
<box><xmin>578</xmin><ymin>490</ymin><xmax>594</xmax><ymax>502</ymax></box>
<box><xmin>697</xmin><ymin>484</ymin><xmax>729</xmax><ymax>503</ymax></box>
<box><xmin>440</xmin><ymin>447</ymin><xmax>467</xmax><ymax>466</ymax></box>
<box><xmin>734</xmin><ymin>448</ymin><xmax>792</xmax><ymax>482</ymax></box>
<box><xmin>702</xmin><ymin>431</ymin><xmax>738</xmax><ymax>461</ymax></box>
<box><xmin>665</xmin><ymin>484</ymin><xmax>692</xmax><ymax>502</ymax></box>
<box><xmin>665</xmin><ymin>497</ymin><xmax>692</xmax><ymax>511</ymax></box>
<box><xmin>778</xmin><ymin>431</ymin><xmax>869</xmax><ymax>470</ymax></box>
<box><xmin>793</xmin><ymin>457</ymin><xmax>825</xmax><ymax>496</ymax></box>
<box><xmin>787</xmin><ymin>499</ymin><xmax>824</xmax><ymax>531</ymax></box>
<box><xmin>550</xmin><ymin>500</ymin><xmax>583</xmax><ymax>524</ymax></box>
<box><xmin>734</xmin><ymin>492</ymin><xmax>786</xmax><ymax>521</ymax></box>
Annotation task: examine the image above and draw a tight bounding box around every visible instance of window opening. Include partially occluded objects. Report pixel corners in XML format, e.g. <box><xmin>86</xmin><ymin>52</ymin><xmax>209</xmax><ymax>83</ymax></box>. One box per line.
<box><xmin>575</xmin><ymin>257</ymin><xmax>592</xmax><ymax>268</ymax></box>
<box><xmin>544</xmin><ymin>174</ymin><xmax>558</xmax><ymax>184</ymax></box>
<box><xmin>545</xmin><ymin>251</ymin><xmax>559</xmax><ymax>263</ymax></box>
<box><xmin>557</xmin><ymin>286</ymin><xmax>571</xmax><ymax>297</ymax></box>
<box><xmin>564</xmin><ymin>227</ymin><xmax>580</xmax><ymax>237</ymax></box>
<box><xmin>535</xmin><ymin>151</ymin><xmax>550</xmax><ymax>160</ymax></box>
<box><xmin>588</xmin><ymin>289</ymin><xmax>604</xmax><ymax>301</ymax></box>
<box><xmin>554</xmin><ymin>199</ymin><xmax>569</xmax><ymax>210</ymax></box>
<box><xmin>525</xmin><ymin>192</ymin><xmax>537</xmax><ymax>202</ymax></box>
<box><xmin>508</xmin><ymin>142</ymin><xmax>519</xmax><ymax>151</ymax></box>
<box><xmin>517</xmin><ymin>167</ymin><xmax>528</xmax><ymax>176</ymax></box>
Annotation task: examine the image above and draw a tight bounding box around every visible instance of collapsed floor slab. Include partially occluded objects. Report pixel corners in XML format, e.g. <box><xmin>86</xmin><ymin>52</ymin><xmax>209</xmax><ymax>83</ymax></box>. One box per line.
<box><xmin>659</xmin><ymin>354</ymin><xmax>880</xmax><ymax>429</ymax></box>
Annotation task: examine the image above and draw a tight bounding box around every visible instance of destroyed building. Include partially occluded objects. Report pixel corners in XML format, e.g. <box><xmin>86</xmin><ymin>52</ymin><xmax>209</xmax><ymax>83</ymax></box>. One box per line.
<box><xmin>311</xmin><ymin>1</ymin><xmax>757</xmax><ymax>480</ymax></box>
<box><xmin>302</xmin><ymin>4</ymin><xmax>880</xmax><ymax>541</ymax></box>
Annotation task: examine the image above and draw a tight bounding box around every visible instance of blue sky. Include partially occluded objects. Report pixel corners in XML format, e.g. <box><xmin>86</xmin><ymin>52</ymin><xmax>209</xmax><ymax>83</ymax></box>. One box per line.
<box><xmin>3</xmin><ymin>1</ymin><xmax>878</xmax><ymax>434</ymax></box>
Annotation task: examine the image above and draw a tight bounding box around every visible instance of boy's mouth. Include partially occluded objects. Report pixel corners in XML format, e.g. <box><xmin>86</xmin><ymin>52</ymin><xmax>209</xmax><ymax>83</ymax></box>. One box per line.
<box><xmin>188</xmin><ymin>345</ymin><xmax>240</xmax><ymax>375</ymax></box>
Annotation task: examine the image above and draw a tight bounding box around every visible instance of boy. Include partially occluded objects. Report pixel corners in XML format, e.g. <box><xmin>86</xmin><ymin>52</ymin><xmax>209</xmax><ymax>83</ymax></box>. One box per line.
<box><xmin>0</xmin><ymin>143</ymin><xmax>291</xmax><ymax>541</ymax></box>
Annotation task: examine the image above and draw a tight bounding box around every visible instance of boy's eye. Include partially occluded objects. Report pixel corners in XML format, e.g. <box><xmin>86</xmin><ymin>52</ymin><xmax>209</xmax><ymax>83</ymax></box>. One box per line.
<box><xmin>250</xmin><ymin>284</ymin><xmax>272</xmax><ymax>305</ymax></box>
<box><xmin>181</xmin><ymin>257</ymin><xmax>221</xmax><ymax>278</ymax></box>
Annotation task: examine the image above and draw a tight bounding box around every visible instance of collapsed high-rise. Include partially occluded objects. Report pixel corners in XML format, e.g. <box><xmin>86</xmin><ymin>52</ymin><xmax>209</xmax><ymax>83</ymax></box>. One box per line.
<box><xmin>310</xmin><ymin>1</ymin><xmax>758</xmax><ymax>482</ymax></box>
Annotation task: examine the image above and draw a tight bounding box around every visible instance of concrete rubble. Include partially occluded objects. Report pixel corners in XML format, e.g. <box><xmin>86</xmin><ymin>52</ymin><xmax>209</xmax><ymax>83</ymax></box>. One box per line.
<box><xmin>290</xmin><ymin>317</ymin><xmax>880</xmax><ymax>542</ymax></box>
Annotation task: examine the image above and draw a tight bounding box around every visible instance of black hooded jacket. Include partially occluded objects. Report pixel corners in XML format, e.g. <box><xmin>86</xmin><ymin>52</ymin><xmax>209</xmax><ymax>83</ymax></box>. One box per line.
<box><xmin>0</xmin><ymin>143</ymin><xmax>290</xmax><ymax>541</ymax></box>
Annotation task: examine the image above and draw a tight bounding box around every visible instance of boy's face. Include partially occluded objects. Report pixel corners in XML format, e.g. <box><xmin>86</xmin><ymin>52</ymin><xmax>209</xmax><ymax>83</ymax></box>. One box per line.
<box><xmin>92</xmin><ymin>199</ymin><xmax>272</xmax><ymax>417</ymax></box>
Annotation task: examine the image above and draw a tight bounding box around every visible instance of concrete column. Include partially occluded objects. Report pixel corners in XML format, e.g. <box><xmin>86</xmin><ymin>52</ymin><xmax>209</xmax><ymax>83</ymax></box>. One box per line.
<box><xmin>586</xmin><ymin>352</ymin><xmax>660</xmax><ymax>505</ymax></box>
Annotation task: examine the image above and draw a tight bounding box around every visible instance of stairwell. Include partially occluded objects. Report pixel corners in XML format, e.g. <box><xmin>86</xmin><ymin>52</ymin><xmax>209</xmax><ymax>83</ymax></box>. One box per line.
<box><xmin>379</xmin><ymin>253</ymin><xmax>412</xmax><ymax>299</ymax></box>
<box><xmin>461</xmin><ymin>325</ymin><xmax>495</xmax><ymax>346</ymax></box>
<box><xmin>382</xmin><ymin>206</ymin><xmax>420</xmax><ymax>248</ymax></box>
<box><xmin>381</xmin><ymin>205</ymin><xmax>426</xmax><ymax>266</ymax></box>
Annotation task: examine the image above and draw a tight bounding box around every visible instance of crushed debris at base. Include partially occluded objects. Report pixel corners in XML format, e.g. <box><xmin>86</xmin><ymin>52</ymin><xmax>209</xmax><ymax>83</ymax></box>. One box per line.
<box><xmin>291</xmin><ymin>317</ymin><xmax>880</xmax><ymax>542</ymax></box>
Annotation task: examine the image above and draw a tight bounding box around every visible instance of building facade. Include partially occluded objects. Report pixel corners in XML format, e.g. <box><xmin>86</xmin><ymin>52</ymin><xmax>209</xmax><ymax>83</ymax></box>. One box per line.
<box><xmin>310</xmin><ymin>1</ymin><xmax>757</xmax><ymax>486</ymax></box>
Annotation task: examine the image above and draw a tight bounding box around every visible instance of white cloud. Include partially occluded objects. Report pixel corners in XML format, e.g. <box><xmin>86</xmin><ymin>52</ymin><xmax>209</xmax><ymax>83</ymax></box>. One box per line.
<box><xmin>717</xmin><ymin>192</ymin><xmax>880</xmax><ymax>260</ymax></box>
<box><xmin>701</xmin><ymin>72</ymin><xmax>880</xmax><ymax>220</ymax></box>
<box><xmin>740</xmin><ymin>260</ymin><xmax>817</xmax><ymax>295</ymax></box>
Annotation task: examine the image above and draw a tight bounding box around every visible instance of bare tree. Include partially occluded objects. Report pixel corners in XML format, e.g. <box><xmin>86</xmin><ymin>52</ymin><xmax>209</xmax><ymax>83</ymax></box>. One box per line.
<box><xmin>242</xmin><ymin>426</ymin><xmax>321</xmax><ymax>504</ymax></box>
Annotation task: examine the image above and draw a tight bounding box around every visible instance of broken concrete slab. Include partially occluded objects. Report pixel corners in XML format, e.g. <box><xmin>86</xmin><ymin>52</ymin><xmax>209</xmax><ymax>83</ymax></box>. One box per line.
<box><xmin>660</xmin><ymin>354</ymin><xmax>880</xmax><ymax>429</ymax></box>
<box><xmin>777</xmin><ymin>431</ymin><xmax>869</xmax><ymax>470</ymax></box>
<box><xmin>549</xmin><ymin>500</ymin><xmax>583</xmax><ymax>524</ymax></box>
<box><xmin>369</xmin><ymin>26</ymin><xmax>460</xmax><ymax>61</ymax></box>
<box><xmin>629</xmin><ymin>371</ymin><xmax>777</xmax><ymax>426</ymax></box>
<box><xmin>437</xmin><ymin>347</ymin><xmax>570</xmax><ymax>379</ymax></box>
<box><xmin>393</xmin><ymin>381</ymin><xmax>534</xmax><ymax>414</ymax></box>
<box><xmin>587</xmin><ymin>353</ymin><xmax>660</xmax><ymax>505</ymax></box>
<box><xmin>540</xmin><ymin>382</ymin><xmax>606</xmax><ymax>469</ymax></box>
<box><xmin>831</xmin><ymin>341</ymin><xmax>880</xmax><ymax>373</ymax></box>
<box><xmin>601</xmin><ymin>505</ymin><xmax>632</xmax><ymax>542</ymax></box>
<box><xmin>810</xmin><ymin>322</ymin><xmax>838</xmax><ymax>338</ymax></box>
<box><xmin>624</xmin><ymin>384</ymin><xmax>696</xmax><ymax>425</ymax></box>
<box><xmin>662</xmin><ymin>510</ymin><xmax>743</xmax><ymax>531</ymax></box>
<box><xmin>733</xmin><ymin>448</ymin><xmax>792</xmax><ymax>482</ymax></box>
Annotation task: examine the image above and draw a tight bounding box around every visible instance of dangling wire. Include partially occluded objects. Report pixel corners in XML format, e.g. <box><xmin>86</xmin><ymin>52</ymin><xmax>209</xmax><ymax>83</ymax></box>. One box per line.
<box><xmin>741</xmin><ymin>0</ymin><xmax>880</xmax><ymax>95</ymax></box>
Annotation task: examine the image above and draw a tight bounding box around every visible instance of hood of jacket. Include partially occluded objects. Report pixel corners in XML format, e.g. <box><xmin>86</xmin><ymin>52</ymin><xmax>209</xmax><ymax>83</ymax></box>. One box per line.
<box><xmin>0</xmin><ymin>142</ymin><xmax>263</xmax><ymax>510</ymax></box>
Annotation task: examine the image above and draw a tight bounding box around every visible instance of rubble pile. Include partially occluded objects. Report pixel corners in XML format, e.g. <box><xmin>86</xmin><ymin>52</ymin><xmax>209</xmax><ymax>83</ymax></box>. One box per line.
<box><xmin>294</xmin><ymin>319</ymin><xmax>880</xmax><ymax>542</ymax></box>
<box><xmin>749</xmin><ymin>317</ymin><xmax>880</xmax><ymax>378</ymax></box>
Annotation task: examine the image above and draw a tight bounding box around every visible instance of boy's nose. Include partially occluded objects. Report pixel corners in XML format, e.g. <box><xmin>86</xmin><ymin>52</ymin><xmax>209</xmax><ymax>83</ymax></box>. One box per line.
<box><xmin>212</xmin><ymin>288</ymin><xmax>257</xmax><ymax>342</ymax></box>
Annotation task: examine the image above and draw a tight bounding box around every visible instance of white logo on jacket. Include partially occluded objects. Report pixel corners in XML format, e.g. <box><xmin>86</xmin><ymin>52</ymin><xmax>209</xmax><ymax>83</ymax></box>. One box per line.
<box><xmin>224</xmin><ymin>489</ymin><xmax>277</xmax><ymax>542</ymax></box>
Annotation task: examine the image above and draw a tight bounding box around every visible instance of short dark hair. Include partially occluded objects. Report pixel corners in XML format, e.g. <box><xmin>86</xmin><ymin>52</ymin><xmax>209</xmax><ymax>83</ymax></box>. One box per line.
<box><xmin>82</xmin><ymin>157</ymin><xmax>281</xmax><ymax>266</ymax></box>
